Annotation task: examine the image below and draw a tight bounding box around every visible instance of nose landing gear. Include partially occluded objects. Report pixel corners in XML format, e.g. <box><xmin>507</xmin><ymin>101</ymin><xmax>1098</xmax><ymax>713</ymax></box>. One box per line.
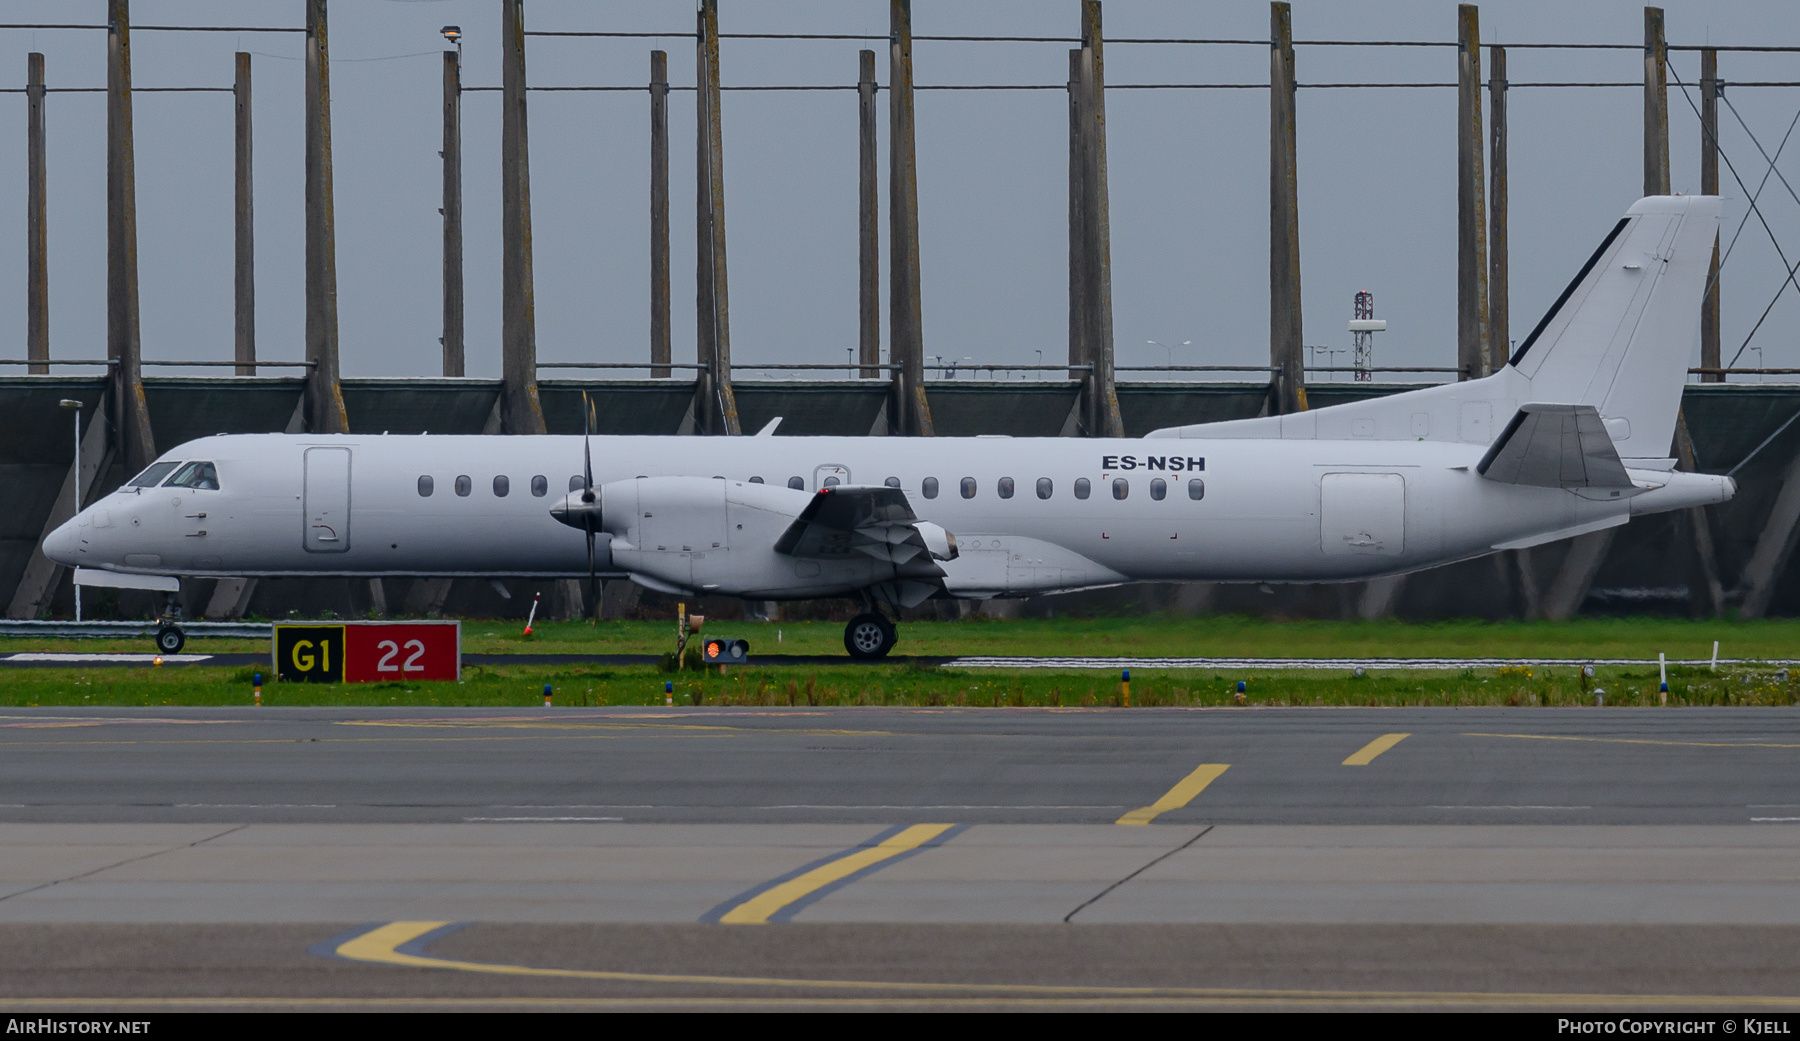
<box><xmin>844</xmin><ymin>613</ymin><xmax>897</xmax><ymax>660</ymax></box>
<box><xmin>152</xmin><ymin>591</ymin><xmax>185</xmax><ymax>655</ymax></box>
<box><xmin>153</xmin><ymin>625</ymin><xmax>186</xmax><ymax>655</ymax></box>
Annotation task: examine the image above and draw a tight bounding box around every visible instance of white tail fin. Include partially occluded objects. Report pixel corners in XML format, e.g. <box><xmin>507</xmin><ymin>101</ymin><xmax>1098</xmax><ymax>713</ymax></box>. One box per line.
<box><xmin>1149</xmin><ymin>195</ymin><xmax>1721</xmax><ymax>458</ymax></box>
<box><xmin>1507</xmin><ymin>195</ymin><xmax>1720</xmax><ymax>459</ymax></box>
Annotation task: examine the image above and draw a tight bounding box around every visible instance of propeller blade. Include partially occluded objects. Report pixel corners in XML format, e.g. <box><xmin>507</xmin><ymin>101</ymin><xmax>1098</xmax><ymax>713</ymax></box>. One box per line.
<box><xmin>581</xmin><ymin>391</ymin><xmax>595</xmax><ymax>502</ymax></box>
<box><xmin>587</xmin><ymin>530</ymin><xmax>598</xmax><ymax>624</ymax></box>
<box><xmin>580</xmin><ymin>391</ymin><xmax>598</xmax><ymax>622</ymax></box>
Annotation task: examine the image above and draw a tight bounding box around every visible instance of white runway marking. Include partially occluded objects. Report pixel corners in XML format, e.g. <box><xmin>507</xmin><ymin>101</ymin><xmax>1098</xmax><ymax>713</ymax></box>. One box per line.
<box><xmin>945</xmin><ymin>656</ymin><xmax>1800</xmax><ymax>671</ymax></box>
<box><xmin>481</xmin><ymin>805</ymin><xmax>658</xmax><ymax>810</ymax></box>
<box><xmin>4</xmin><ymin>653</ymin><xmax>213</xmax><ymax>664</ymax></box>
<box><xmin>463</xmin><ymin>816</ymin><xmax>625</xmax><ymax>822</ymax></box>
<box><xmin>174</xmin><ymin>804</ymin><xmax>337</xmax><ymax>809</ymax></box>
<box><xmin>756</xmin><ymin>804</ymin><xmax>1126</xmax><ymax>810</ymax></box>
<box><xmin>1425</xmin><ymin>805</ymin><xmax>1593</xmax><ymax>810</ymax></box>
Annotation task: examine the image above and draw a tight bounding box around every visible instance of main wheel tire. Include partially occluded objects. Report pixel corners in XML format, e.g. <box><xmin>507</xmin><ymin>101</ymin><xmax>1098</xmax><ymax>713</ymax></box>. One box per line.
<box><xmin>844</xmin><ymin>613</ymin><xmax>896</xmax><ymax>660</ymax></box>
<box><xmin>153</xmin><ymin>626</ymin><xmax>186</xmax><ymax>655</ymax></box>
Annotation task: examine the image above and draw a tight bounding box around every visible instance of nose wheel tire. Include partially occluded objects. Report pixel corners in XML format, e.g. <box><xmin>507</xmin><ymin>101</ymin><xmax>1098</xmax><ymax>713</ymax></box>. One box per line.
<box><xmin>153</xmin><ymin>626</ymin><xmax>185</xmax><ymax>655</ymax></box>
<box><xmin>844</xmin><ymin>613</ymin><xmax>897</xmax><ymax>660</ymax></box>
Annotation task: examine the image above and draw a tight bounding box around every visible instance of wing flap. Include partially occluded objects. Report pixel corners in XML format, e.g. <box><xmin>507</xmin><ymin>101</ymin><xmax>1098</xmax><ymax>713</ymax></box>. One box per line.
<box><xmin>774</xmin><ymin>486</ymin><xmax>945</xmax><ymax>571</ymax></box>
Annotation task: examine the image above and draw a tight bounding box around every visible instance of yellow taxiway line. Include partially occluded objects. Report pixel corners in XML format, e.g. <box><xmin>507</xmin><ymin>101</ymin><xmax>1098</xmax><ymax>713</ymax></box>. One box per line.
<box><xmin>1343</xmin><ymin>733</ymin><xmax>1410</xmax><ymax>765</ymax></box>
<box><xmin>322</xmin><ymin>921</ymin><xmax>1800</xmax><ymax>1009</ymax></box>
<box><xmin>718</xmin><ymin>823</ymin><xmax>956</xmax><ymax>924</ymax></box>
<box><xmin>1115</xmin><ymin>763</ymin><xmax>1229</xmax><ymax>825</ymax></box>
<box><xmin>1466</xmin><ymin>732</ymin><xmax>1800</xmax><ymax>750</ymax></box>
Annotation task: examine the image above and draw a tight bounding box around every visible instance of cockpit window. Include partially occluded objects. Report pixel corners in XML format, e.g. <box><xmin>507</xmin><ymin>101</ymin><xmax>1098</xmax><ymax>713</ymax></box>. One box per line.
<box><xmin>164</xmin><ymin>461</ymin><xmax>219</xmax><ymax>490</ymax></box>
<box><xmin>128</xmin><ymin>461</ymin><xmax>181</xmax><ymax>488</ymax></box>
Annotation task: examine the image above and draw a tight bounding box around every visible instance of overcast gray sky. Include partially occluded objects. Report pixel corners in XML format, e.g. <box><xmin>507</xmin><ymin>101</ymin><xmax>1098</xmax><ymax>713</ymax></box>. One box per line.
<box><xmin>3</xmin><ymin>0</ymin><xmax>1800</xmax><ymax>382</ymax></box>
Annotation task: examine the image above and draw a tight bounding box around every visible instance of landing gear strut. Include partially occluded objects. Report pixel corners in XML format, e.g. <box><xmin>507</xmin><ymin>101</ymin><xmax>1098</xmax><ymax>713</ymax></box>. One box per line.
<box><xmin>153</xmin><ymin>592</ymin><xmax>186</xmax><ymax>655</ymax></box>
<box><xmin>844</xmin><ymin>613</ymin><xmax>897</xmax><ymax>660</ymax></box>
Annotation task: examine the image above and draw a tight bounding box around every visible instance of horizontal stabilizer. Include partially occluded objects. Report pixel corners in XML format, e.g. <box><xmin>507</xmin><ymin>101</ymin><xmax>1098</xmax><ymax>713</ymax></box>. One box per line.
<box><xmin>1476</xmin><ymin>403</ymin><xmax>1634</xmax><ymax>490</ymax></box>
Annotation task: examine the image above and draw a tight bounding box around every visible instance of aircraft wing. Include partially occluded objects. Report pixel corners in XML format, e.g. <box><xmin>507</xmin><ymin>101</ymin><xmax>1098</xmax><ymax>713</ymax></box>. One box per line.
<box><xmin>1477</xmin><ymin>403</ymin><xmax>1635</xmax><ymax>490</ymax></box>
<box><xmin>772</xmin><ymin>486</ymin><xmax>948</xmax><ymax>568</ymax></box>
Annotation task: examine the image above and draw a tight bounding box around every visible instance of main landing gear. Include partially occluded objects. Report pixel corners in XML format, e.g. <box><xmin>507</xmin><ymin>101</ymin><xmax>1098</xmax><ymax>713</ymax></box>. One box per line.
<box><xmin>844</xmin><ymin>613</ymin><xmax>897</xmax><ymax>660</ymax></box>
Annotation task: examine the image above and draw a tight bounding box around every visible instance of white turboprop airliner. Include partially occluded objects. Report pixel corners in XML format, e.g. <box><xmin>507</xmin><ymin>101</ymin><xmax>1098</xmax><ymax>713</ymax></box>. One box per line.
<box><xmin>46</xmin><ymin>196</ymin><xmax>1734</xmax><ymax>658</ymax></box>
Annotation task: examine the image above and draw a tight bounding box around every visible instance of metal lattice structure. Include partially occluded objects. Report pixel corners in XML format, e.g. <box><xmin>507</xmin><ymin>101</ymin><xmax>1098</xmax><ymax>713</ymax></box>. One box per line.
<box><xmin>1352</xmin><ymin>292</ymin><xmax>1376</xmax><ymax>383</ymax></box>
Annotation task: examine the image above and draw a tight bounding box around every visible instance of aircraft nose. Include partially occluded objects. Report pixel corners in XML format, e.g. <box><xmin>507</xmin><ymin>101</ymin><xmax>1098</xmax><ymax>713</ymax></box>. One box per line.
<box><xmin>42</xmin><ymin>517</ymin><xmax>80</xmax><ymax>566</ymax></box>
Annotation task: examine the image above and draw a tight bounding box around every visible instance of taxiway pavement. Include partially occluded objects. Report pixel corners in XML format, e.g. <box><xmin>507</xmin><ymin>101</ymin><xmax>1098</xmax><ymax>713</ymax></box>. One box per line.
<box><xmin>3</xmin><ymin>706</ymin><xmax>1799</xmax><ymax>1009</ymax></box>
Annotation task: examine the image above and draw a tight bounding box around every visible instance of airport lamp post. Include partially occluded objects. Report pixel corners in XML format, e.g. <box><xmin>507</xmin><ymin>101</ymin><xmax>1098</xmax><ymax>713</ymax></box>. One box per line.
<box><xmin>1147</xmin><ymin>340</ymin><xmax>1191</xmax><ymax>373</ymax></box>
<box><xmin>58</xmin><ymin>399</ymin><xmax>81</xmax><ymax>621</ymax></box>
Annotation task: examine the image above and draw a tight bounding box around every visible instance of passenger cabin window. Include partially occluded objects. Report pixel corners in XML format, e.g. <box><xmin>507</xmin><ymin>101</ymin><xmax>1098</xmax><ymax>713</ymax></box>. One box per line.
<box><xmin>493</xmin><ymin>475</ymin><xmax>510</xmax><ymax>497</ymax></box>
<box><xmin>787</xmin><ymin>476</ymin><xmax>804</xmax><ymax>490</ymax></box>
<box><xmin>960</xmin><ymin>477</ymin><xmax>977</xmax><ymax>499</ymax></box>
<box><xmin>418</xmin><ymin>475</ymin><xmax>434</xmax><ymax>497</ymax></box>
<box><xmin>569</xmin><ymin>476</ymin><xmax>584</xmax><ymax>493</ymax></box>
<box><xmin>824</xmin><ymin>476</ymin><xmax>841</xmax><ymax>488</ymax></box>
<box><xmin>1188</xmin><ymin>478</ymin><xmax>1205</xmax><ymax>500</ymax></box>
<box><xmin>1113</xmin><ymin>478</ymin><xmax>1129</xmax><ymax>500</ymax></box>
<box><xmin>1037</xmin><ymin>478</ymin><xmax>1053</xmax><ymax>500</ymax></box>
<box><xmin>164</xmin><ymin>461</ymin><xmax>219</xmax><ymax>490</ymax></box>
<box><xmin>455</xmin><ymin>475</ymin><xmax>472</xmax><ymax>497</ymax></box>
<box><xmin>530</xmin><ymin>475</ymin><xmax>548</xmax><ymax>497</ymax></box>
<box><xmin>884</xmin><ymin>477</ymin><xmax>901</xmax><ymax>489</ymax></box>
<box><xmin>1074</xmin><ymin>478</ymin><xmax>1091</xmax><ymax>500</ymax></box>
<box><xmin>1150</xmin><ymin>478</ymin><xmax>1167</xmax><ymax>501</ymax></box>
<box><xmin>129</xmin><ymin>461</ymin><xmax>181</xmax><ymax>488</ymax></box>
<box><xmin>998</xmin><ymin>477</ymin><xmax>1015</xmax><ymax>499</ymax></box>
<box><xmin>749</xmin><ymin>476</ymin><xmax>764</xmax><ymax>484</ymax></box>
<box><xmin>922</xmin><ymin>477</ymin><xmax>939</xmax><ymax>499</ymax></box>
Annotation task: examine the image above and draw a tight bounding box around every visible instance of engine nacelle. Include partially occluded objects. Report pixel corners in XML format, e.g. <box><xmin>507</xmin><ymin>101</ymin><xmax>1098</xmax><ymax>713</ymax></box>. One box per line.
<box><xmin>914</xmin><ymin>521</ymin><xmax>958</xmax><ymax>562</ymax></box>
<box><xmin>580</xmin><ymin>476</ymin><xmax>943</xmax><ymax>599</ymax></box>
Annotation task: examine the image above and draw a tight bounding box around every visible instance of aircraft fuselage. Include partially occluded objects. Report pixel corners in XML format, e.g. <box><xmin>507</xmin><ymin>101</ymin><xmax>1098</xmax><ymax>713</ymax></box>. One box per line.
<box><xmin>46</xmin><ymin>431</ymin><xmax>1707</xmax><ymax>595</ymax></box>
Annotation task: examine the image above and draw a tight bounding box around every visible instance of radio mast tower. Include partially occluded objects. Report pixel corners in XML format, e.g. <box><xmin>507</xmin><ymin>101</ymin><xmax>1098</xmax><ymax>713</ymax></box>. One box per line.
<box><xmin>1348</xmin><ymin>291</ymin><xmax>1385</xmax><ymax>382</ymax></box>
